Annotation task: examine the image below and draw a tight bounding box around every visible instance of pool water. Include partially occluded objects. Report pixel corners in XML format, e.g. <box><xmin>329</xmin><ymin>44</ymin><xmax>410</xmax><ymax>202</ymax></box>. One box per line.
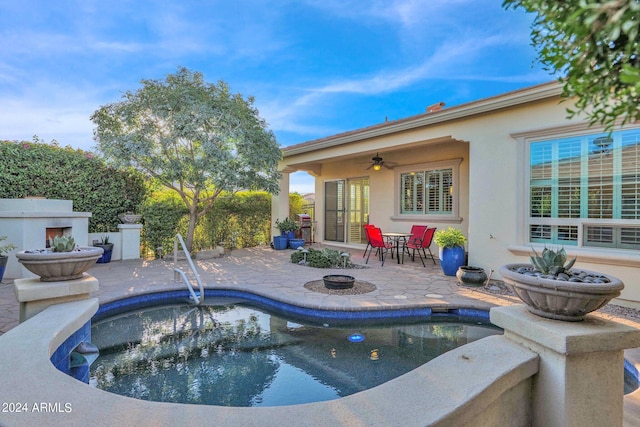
<box><xmin>90</xmin><ymin>298</ymin><xmax>502</xmax><ymax>407</ymax></box>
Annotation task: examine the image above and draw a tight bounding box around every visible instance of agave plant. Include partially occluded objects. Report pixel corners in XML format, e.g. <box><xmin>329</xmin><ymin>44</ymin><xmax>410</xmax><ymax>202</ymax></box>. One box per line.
<box><xmin>530</xmin><ymin>246</ymin><xmax>576</xmax><ymax>275</ymax></box>
<box><xmin>49</xmin><ymin>235</ymin><xmax>76</xmax><ymax>252</ymax></box>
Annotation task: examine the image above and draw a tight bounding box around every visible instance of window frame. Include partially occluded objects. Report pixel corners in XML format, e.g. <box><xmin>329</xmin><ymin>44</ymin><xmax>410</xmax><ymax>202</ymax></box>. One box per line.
<box><xmin>393</xmin><ymin>159</ymin><xmax>462</xmax><ymax>223</ymax></box>
<box><xmin>523</xmin><ymin>126</ymin><xmax>640</xmax><ymax>251</ymax></box>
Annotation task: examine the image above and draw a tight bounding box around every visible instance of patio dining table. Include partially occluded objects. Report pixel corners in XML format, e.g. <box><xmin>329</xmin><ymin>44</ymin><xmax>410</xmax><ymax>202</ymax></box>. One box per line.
<box><xmin>381</xmin><ymin>232</ymin><xmax>413</xmax><ymax>264</ymax></box>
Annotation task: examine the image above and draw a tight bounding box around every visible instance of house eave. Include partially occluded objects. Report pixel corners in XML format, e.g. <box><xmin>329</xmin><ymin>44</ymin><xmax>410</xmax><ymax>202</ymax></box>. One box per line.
<box><xmin>282</xmin><ymin>81</ymin><xmax>563</xmax><ymax>157</ymax></box>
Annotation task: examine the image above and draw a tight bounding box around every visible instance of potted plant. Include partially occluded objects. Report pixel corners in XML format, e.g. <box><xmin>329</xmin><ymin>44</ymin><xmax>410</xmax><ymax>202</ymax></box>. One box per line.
<box><xmin>0</xmin><ymin>235</ymin><xmax>16</xmax><ymax>283</ymax></box>
<box><xmin>119</xmin><ymin>211</ymin><xmax>142</xmax><ymax>224</ymax></box>
<box><xmin>274</xmin><ymin>218</ymin><xmax>300</xmax><ymax>250</ymax></box>
<box><xmin>433</xmin><ymin>227</ymin><xmax>466</xmax><ymax>276</ymax></box>
<box><xmin>499</xmin><ymin>247</ymin><xmax>624</xmax><ymax>321</ymax></box>
<box><xmin>94</xmin><ymin>235</ymin><xmax>114</xmax><ymax>264</ymax></box>
<box><xmin>275</xmin><ymin>217</ymin><xmax>299</xmax><ymax>240</ymax></box>
<box><xmin>16</xmin><ymin>235</ymin><xmax>103</xmax><ymax>282</ymax></box>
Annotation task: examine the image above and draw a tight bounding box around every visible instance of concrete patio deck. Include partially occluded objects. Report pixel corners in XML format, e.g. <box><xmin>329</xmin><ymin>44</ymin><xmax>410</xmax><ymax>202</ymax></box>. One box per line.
<box><xmin>0</xmin><ymin>245</ymin><xmax>523</xmax><ymax>335</ymax></box>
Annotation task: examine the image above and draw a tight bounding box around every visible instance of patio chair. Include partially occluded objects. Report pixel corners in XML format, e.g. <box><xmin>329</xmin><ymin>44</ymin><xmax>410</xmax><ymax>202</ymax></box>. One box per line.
<box><xmin>403</xmin><ymin>224</ymin><xmax>427</xmax><ymax>260</ymax></box>
<box><xmin>365</xmin><ymin>227</ymin><xmax>394</xmax><ymax>266</ymax></box>
<box><xmin>363</xmin><ymin>224</ymin><xmax>375</xmax><ymax>258</ymax></box>
<box><xmin>405</xmin><ymin>226</ymin><xmax>437</xmax><ymax>267</ymax></box>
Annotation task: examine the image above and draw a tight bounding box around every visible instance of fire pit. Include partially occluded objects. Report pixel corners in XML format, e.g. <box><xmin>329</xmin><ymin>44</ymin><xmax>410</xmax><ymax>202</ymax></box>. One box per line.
<box><xmin>323</xmin><ymin>274</ymin><xmax>355</xmax><ymax>290</ymax></box>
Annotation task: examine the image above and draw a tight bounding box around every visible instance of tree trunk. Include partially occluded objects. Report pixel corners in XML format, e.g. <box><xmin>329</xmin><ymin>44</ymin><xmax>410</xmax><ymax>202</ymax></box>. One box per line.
<box><xmin>185</xmin><ymin>208</ymin><xmax>198</xmax><ymax>253</ymax></box>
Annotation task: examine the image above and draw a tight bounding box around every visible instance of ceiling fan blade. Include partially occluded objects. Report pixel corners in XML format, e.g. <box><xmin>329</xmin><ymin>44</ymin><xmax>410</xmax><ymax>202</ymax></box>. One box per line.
<box><xmin>382</xmin><ymin>163</ymin><xmax>393</xmax><ymax>169</ymax></box>
<box><xmin>365</xmin><ymin>164</ymin><xmax>373</xmax><ymax>170</ymax></box>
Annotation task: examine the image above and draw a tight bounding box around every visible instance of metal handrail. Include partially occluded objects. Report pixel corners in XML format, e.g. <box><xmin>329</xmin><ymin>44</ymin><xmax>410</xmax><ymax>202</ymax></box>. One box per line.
<box><xmin>173</xmin><ymin>234</ymin><xmax>205</xmax><ymax>305</ymax></box>
<box><xmin>174</xmin><ymin>268</ymin><xmax>201</xmax><ymax>305</ymax></box>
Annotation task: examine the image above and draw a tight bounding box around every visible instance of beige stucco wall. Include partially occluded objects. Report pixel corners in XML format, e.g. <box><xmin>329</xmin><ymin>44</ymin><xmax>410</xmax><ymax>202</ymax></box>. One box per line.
<box><xmin>280</xmin><ymin>84</ymin><xmax>640</xmax><ymax>307</ymax></box>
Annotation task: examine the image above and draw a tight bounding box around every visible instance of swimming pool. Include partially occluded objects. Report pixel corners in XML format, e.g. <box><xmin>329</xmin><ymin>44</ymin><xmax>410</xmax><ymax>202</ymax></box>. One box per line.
<box><xmin>90</xmin><ymin>291</ymin><xmax>502</xmax><ymax>407</ymax></box>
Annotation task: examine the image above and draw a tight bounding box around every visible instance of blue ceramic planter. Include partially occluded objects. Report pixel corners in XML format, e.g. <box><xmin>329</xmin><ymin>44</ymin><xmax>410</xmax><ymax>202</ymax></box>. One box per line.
<box><xmin>439</xmin><ymin>246</ymin><xmax>465</xmax><ymax>276</ymax></box>
<box><xmin>288</xmin><ymin>238</ymin><xmax>305</xmax><ymax>249</ymax></box>
<box><xmin>282</xmin><ymin>231</ymin><xmax>295</xmax><ymax>240</ymax></box>
<box><xmin>0</xmin><ymin>256</ymin><xmax>6</xmax><ymax>283</ymax></box>
<box><xmin>273</xmin><ymin>236</ymin><xmax>288</xmax><ymax>250</ymax></box>
<box><xmin>95</xmin><ymin>243</ymin><xmax>114</xmax><ymax>264</ymax></box>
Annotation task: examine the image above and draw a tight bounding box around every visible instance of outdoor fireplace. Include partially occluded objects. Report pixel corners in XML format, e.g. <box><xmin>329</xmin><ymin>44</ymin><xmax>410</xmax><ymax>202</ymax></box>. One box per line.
<box><xmin>45</xmin><ymin>227</ymin><xmax>72</xmax><ymax>247</ymax></box>
<box><xmin>0</xmin><ymin>199</ymin><xmax>91</xmax><ymax>279</ymax></box>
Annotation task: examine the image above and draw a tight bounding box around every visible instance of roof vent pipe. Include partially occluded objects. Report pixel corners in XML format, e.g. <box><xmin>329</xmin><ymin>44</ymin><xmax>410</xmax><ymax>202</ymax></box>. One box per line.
<box><xmin>426</xmin><ymin>102</ymin><xmax>446</xmax><ymax>113</ymax></box>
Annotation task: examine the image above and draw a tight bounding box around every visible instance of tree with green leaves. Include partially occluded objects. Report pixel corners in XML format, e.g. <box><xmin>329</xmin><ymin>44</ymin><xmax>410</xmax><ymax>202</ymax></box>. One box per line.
<box><xmin>91</xmin><ymin>67</ymin><xmax>282</xmax><ymax>251</ymax></box>
<box><xmin>504</xmin><ymin>0</ymin><xmax>639</xmax><ymax>129</ymax></box>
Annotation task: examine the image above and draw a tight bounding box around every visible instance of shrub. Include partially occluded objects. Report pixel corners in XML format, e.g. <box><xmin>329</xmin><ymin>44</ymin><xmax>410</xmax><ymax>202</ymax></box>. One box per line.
<box><xmin>291</xmin><ymin>248</ymin><xmax>352</xmax><ymax>268</ymax></box>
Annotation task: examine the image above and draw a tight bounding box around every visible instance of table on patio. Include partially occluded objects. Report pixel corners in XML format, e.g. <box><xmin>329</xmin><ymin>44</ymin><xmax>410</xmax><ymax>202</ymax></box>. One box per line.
<box><xmin>381</xmin><ymin>232</ymin><xmax>413</xmax><ymax>264</ymax></box>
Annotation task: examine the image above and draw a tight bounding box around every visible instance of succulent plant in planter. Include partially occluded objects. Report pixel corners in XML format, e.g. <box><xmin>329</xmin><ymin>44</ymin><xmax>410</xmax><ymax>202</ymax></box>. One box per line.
<box><xmin>49</xmin><ymin>235</ymin><xmax>77</xmax><ymax>252</ymax></box>
<box><xmin>529</xmin><ymin>246</ymin><xmax>576</xmax><ymax>277</ymax></box>
<box><xmin>499</xmin><ymin>246</ymin><xmax>624</xmax><ymax>322</ymax></box>
<box><xmin>16</xmin><ymin>235</ymin><xmax>103</xmax><ymax>282</ymax></box>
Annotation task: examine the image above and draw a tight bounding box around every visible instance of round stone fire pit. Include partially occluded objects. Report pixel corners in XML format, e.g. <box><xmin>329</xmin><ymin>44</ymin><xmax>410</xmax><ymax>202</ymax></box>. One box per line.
<box><xmin>323</xmin><ymin>274</ymin><xmax>355</xmax><ymax>290</ymax></box>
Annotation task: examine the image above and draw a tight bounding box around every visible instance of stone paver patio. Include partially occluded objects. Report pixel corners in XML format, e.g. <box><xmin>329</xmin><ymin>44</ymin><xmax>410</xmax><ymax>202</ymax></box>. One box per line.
<box><xmin>0</xmin><ymin>245</ymin><xmax>523</xmax><ymax>334</ymax></box>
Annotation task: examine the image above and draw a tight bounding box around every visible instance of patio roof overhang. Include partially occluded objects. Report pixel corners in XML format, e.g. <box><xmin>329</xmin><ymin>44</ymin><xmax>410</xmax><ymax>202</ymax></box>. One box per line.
<box><xmin>280</xmin><ymin>81</ymin><xmax>563</xmax><ymax>175</ymax></box>
<box><xmin>282</xmin><ymin>135</ymin><xmax>467</xmax><ymax>176</ymax></box>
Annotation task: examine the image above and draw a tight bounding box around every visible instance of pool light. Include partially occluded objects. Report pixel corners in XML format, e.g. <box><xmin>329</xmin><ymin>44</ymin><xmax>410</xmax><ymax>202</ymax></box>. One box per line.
<box><xmin>348</xmin><ymin>333</ymin><xmax>365</xmax><ymax>343</ymax></box>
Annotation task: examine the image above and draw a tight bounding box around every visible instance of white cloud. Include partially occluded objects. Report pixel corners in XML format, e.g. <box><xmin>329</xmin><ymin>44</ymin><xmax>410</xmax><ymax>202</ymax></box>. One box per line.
<box><xmin>262</xmin><ymin>31</ymin><xmax>543</xmax><ymax>137</ymax></box>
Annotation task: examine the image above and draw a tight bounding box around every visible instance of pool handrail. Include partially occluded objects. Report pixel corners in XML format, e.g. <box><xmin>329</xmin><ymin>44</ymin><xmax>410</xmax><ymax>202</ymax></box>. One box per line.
<box><xmin>173</xmin><ymin>233</ymin><xmax>204</xmax><ymax>305</ymax></box>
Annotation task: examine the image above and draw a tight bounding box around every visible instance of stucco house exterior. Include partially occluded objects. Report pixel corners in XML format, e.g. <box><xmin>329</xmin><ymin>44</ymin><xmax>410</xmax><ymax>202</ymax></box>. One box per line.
<box><xmin>272</xmin><ymin>81</ymin><xmax>640</xmax><ymax>307</ymax></box>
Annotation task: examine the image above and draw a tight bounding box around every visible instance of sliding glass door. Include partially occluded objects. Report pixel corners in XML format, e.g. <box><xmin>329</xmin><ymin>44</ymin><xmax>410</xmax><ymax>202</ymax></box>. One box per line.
<box><xmin>324</xmin><ymin>177</ymin><xmax>369</xmax><ymax>243</ymax></box>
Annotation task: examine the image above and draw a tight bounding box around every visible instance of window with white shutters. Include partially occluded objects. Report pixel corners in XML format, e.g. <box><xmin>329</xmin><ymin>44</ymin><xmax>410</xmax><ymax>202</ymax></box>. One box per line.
<box><xmin>528</xmin><ymin>129</ymin><xmax>640</xmax><ymax>249</ymax></box>
<box><xmin>400</xmin><ymin>167</ymin><xmax>454</xmax><ymax>216</ymax></box>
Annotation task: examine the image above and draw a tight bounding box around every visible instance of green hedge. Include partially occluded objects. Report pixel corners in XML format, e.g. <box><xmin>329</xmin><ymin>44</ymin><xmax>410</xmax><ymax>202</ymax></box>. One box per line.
<box><xmin>140</xmin><ymin>189</ymin><xmax>189</xmax><ymax>257</ymax></box>
<box><xmin>0</xmin><ymin>138</ymin><xmax>313</xmax><ymax>256</ymax></box>
<box><xmin>141</xmin><ymin>190</ymin><xmax>273</xmax><ymax>258</ymax></box>
<box><xmin>202</xmin><ymin>192</ymin><xmax>272</xmax><ymax>250</ymax></box>
<box><xmin>0</xmin><ymin>139</ymin><xmax>147</xmax><ymax>232</ymax></box>
<box><xmin>141</xmin><ymin>191</ymin><xmax>311</xmax><ymax>258</ymax></box>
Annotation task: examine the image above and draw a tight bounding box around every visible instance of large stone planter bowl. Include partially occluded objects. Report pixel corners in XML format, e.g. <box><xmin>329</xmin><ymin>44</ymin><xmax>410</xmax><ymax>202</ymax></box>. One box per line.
<box><xmin>119</xmin><ymin>213</ymin><xmax>142</xmax><ymax>224</ymax></box>
<box><xmin>16</xmin><ymin>246</ymin><xmax>103</xmax><ymax>282</ymax></box>
<box><xmin>499</xmin><ymin>263</ymin><xmax>624</xmax><ymax>321</ymax></box>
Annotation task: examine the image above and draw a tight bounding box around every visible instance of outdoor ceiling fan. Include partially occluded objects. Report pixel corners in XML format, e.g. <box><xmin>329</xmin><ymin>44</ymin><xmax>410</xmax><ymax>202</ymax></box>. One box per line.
<box><xmin>366</xmin><ymin>153</ymin><xmax>395</xmax><ymax>171</ymax></box>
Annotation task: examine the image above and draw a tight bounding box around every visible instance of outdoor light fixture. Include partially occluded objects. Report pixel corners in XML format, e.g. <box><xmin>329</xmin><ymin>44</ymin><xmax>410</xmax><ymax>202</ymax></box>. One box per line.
<box><xmin>341</xmin><ymin>252</ymin><xmax>349</xmax><ymax>268</ymax></box>
<box><xmin>366</xmin><ymin>153</ymin><xmax>395</xmax><ymax>170</ymax></box>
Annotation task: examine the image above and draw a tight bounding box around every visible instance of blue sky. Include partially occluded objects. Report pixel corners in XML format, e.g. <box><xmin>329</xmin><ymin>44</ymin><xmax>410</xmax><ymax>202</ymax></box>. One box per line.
<box><xmin>0</xmin><ymin>1</ymin><xmax>550</xmax><ymax>193</ymax></box>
